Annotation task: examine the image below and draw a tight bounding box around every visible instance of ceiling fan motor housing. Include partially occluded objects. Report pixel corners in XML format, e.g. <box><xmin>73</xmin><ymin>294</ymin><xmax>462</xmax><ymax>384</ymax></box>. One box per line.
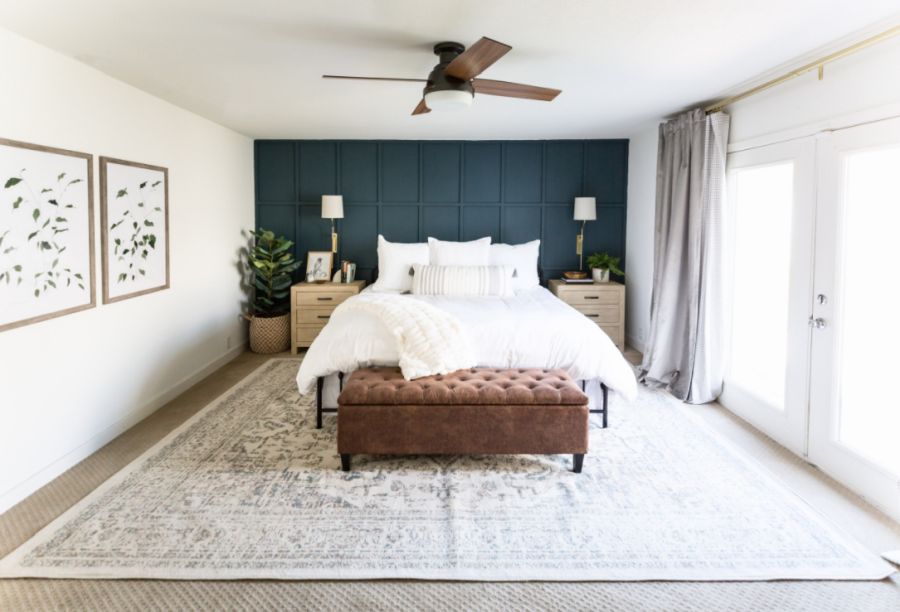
<box><xmin>425</xmin><ymin>41</ymin><xmax>474</xmax><ymax>98</ymax></box>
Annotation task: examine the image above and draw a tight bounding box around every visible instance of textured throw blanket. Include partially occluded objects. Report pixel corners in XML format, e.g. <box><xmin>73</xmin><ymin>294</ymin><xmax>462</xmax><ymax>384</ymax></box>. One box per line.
<box><xmin>333</xmin><ymin>293</ymin><xmax>475</xmax><ymax>380</ymax></box>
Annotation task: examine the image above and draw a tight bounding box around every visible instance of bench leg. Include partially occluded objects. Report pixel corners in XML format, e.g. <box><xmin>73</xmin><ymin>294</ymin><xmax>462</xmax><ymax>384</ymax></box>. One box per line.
<box><xmin>572</xmin><ymin>453</ymin><xmax>584</xmax><ymax>473</ymax></box>
<box><xmin>316</xmin><ymin>377</ymin><xmax>324</xmax><ymax>429</ymax></box>
<box><xmin>340</xmin><ymin>453</ymin><xmax>351</xmax><ymax>472</ymax></box>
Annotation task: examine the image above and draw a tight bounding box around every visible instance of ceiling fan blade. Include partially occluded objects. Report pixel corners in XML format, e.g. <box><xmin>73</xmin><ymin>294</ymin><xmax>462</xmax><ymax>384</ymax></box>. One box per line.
<box><xmin>323</xmin><ymin>75</ymin><xmax>427</xmax><ymax>83</ymax></box>
<box><xmin>445</xmin><ymin>37</ymin><xmax>511</xmax><ymax>81</ymax></box>
<box><xmin>412</xmin><ymin>99</ymin><xmax>431</xmax><ymax>115</ymax></box>
<box><xmin>473</xmin><ymin>78</ymin><xmax>561</xmax><ymax>102</ymax></box>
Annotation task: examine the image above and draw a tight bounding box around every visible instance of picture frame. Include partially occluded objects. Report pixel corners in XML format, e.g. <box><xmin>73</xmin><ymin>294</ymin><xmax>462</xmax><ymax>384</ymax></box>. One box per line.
<box><xmin>306</xmin><ymin>250</ymin><xmax>333</xmax><ymax>282</ymax></box>
<box><xmin>0</xmin><ymin>138</ymin><xmax>96</xmax><ymax>333</ymax></box>
<box><xmin>99</xmin><ymin>157</ymin><xmax>170</xmax><ymax>304</ymax></box>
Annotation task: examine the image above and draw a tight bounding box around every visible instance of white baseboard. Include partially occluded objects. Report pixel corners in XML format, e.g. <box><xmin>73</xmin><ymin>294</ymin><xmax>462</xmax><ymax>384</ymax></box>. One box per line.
<box><xmin>0</xmin><ymin>343</ymin><xmax>247</xmax><ymax>514</ymax></box>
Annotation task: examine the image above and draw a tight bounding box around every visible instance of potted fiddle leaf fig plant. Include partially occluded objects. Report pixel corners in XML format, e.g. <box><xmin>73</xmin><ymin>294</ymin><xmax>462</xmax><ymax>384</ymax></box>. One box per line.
<box><xmin>585</xmin><ymin>252</ymin><xmax>624</xmax><ymax>283</ymax></box>
<box><xmin>244</xmin><ymin>229</ymin><xmax>302</xmax><ymax>353</ymax></box>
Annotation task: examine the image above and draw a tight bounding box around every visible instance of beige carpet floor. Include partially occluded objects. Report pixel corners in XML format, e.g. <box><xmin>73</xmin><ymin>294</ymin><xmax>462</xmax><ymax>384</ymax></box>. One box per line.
<box><xmin>1</xmin><ymin>350</ymin><xmax>898</xmax><ymax>611</ymax></box>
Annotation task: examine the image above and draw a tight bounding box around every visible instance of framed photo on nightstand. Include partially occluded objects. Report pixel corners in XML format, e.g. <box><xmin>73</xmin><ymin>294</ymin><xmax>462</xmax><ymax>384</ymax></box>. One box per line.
<box><xmin>306</xmin><ymin>250</ymin><xmax>332</xmax><ymax>282</ymax></box>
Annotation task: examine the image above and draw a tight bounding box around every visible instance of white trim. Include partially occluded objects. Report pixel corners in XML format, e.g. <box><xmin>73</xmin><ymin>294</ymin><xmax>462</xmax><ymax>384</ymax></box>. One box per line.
<box><xmin>0</xmin><ymin>342</ymin><xmax>247</xmax><ymax>514</ymax></box>
<box><xmin>728</xmin><ymin>102</ymin><xmax>900</xmax><ymax>153</ymax></box>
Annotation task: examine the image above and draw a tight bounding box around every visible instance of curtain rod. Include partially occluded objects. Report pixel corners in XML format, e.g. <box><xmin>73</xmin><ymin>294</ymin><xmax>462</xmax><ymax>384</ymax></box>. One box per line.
<box><xmin>705</xmin><ymin>24</ymin><xmax>900</xmax><ymax>114</ymax></box>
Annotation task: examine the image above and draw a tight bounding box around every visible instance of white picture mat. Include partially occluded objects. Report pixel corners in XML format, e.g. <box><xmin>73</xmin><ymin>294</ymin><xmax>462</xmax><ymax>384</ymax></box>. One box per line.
<box><xmin>0</xmin><ymin>143</ymin><xmax>92</xmax><ymax>328</ymax></box>
<box><xmin>104</xmin><ymin>162</ymin><xmax>167</xmax><ymax>300</ymax></box>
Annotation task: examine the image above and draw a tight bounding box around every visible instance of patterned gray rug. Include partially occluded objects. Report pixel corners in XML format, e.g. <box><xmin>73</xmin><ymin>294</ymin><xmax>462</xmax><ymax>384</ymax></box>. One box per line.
<box><xmin>0</xmin><ymin>358</ymin><xmax>893</xmax><ymax>581</ymax></box>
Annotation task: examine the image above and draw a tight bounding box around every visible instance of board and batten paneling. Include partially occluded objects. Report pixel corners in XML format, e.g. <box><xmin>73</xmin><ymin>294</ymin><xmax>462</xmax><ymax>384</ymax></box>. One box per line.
<box><xmin>254</xmin><ymin>140</ymin><xmax>628</xmax><ymax>283</ymax></box>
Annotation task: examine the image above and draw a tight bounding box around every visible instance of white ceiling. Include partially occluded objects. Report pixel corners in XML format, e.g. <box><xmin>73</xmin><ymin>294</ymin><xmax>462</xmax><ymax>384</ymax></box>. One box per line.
<box><xmin>1</xmin><ymin>0</ymin><xmax>899</xmax><ymax>139</ymax></box>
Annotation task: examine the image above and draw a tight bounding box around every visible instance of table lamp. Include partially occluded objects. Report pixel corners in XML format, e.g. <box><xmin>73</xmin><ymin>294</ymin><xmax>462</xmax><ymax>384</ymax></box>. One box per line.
<box><xmin>321</xmin><ymin>195</ymin><xmax>344</xmax><ymax>254</ymax></box>
<box><xmin>573</xmin><ymin>196</ymin><xmax>596</xmax><ymax>271</ymax></box>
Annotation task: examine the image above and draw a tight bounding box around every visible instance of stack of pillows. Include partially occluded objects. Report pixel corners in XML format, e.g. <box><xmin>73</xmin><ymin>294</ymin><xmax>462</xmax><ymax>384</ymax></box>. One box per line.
<box><xmin>370</xmin><ymin>235</ymin><xmax>540</xmax><ymax>297</ymax></box>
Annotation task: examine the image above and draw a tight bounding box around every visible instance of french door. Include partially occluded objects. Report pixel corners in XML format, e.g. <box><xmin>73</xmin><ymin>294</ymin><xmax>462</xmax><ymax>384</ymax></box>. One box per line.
<box><xmin>808</xmin><ymin>118</ymin><xmax>900</xmax><ymax>520</ymax></box>
<box><xmin>722</xmin><ymin>139</ymin><xmax>816</xmax><ymax>456</ymax></box>
<box><xmin>724</xmin><ymin>118</ymin><xmax>900</xmax><ymax>521</ymax></box>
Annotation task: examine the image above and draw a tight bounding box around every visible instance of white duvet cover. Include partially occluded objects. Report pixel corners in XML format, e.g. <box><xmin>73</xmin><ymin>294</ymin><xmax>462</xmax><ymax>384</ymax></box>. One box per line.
<box><xmin>296</xmin><ymin>287</ymin><xmax>638</xmax><ymax>405</ymax></box>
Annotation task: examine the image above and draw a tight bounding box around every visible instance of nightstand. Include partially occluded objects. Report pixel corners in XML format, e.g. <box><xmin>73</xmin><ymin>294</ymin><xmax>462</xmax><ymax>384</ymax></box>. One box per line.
<box><xmin>290</xmin><ymin>280</ymin><xmax>365</xmax><ymax>354</ymax></box>
<box><xmin>549</xmin><ymin>279</ymin><xmax>625</xmax><ymax>351</ymax></box>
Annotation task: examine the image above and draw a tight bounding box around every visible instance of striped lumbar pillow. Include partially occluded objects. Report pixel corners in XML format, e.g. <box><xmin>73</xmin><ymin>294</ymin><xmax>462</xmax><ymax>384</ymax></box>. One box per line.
<box><xmin>411</xmin><ymin>265</ymin><xmax>514</xmax><ymax>297</ymax></box>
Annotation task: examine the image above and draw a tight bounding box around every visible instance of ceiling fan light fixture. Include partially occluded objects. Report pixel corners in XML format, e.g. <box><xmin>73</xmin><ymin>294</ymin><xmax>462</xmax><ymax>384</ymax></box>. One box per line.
<box><xmin>423</xmin><ymin>89</ymin><xmax>474</xmax><ymax>111</ymax></box>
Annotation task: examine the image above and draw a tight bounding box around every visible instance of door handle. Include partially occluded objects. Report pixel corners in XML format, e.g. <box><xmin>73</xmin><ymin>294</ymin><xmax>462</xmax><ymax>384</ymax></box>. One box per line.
<box><xmin>808</xmin><ymin>316</ymin><xmax>827</xmax><ymax>330</ymax></box>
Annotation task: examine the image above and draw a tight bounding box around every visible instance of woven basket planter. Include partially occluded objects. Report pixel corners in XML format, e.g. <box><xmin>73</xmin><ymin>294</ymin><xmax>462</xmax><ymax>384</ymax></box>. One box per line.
<box><xmin>249</xmin><ymin>313</ymin><xmax>290</xmax><ymax>354</ymax></box>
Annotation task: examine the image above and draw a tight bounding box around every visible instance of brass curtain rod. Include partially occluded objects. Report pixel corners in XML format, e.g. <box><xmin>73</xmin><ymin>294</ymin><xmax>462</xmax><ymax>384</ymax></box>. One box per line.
<box><xmin>705</xmin><ymin>24</ymin><xmax>900</xmax><ymax>113</ymax></box>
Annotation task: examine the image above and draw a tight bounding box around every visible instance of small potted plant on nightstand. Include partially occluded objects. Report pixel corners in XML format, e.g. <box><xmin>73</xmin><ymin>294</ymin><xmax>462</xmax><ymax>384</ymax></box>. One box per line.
<box><xmin>586</xmin><ymin>252</ymin><xmax>624</xmax><ymax>283</ymax></box>
<box><xmin>244</xmin><ymin>229</ymin><xmax>302</xmax><ymax>353</ymax></box>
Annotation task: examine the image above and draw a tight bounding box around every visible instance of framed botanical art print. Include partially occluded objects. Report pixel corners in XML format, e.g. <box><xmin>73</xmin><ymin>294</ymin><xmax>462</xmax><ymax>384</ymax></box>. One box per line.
<box><xmin>306</xmin><ymin>250</ymin><xmax>333</xmax><ymax>282</ymax></box>
<box><xmin>100</xmin><ymin>157</ymin><xmax>169</xmax><ymax>303</ymax></box>
<box><xmin>0</xmin><ymin>138</ymin><xmax>95</xmax><ymax>333</ymax></box>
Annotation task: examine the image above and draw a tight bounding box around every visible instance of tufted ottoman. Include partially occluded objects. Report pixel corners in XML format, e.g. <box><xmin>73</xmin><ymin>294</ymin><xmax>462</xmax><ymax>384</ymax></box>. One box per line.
<box><xmin>336</xmin><ymin>367</ymin><xmax>589</xmax><ymax>472</ymax></box>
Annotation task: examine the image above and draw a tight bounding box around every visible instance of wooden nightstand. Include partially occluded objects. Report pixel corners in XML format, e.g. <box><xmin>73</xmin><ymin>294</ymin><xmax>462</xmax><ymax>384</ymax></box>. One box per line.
<box><xmin>549</xmin><ymin>279</ymin><xmax>625</xmax><ymax>351</ymax></box>
<box><xmin>291</xmin><ymin>280</ymin><xmax>365</xmax><ymax>354</ymax></box>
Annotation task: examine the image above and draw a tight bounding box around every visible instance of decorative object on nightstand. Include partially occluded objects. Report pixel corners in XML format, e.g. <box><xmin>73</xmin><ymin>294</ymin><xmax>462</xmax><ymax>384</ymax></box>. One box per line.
<box><xmin>291</xmin><ymin>279</ymin><xmax>365</xmax><ymax>353</ymax></box>
<box><xmin>244</xmin><ymin>228</ymin><xmax>303</xmax><ymax>354</ymax></box>
<box><xmin>586</xmin><ymin>252</ymin><xmax>624</xmax><ymax>284</ymax></box>
<box><xmin>306</xmin><ymin>250</ymin><xmax>333</xmax><ymax>283</ymax></box>
<box><xmin>321</xmin><ymin>195</ymin><xmax>343</xmax><ymax>254</ymax></box>
<box><xmin>549</xmin><ymin>278</ymin><xmax>625</xmax><ymax>351</ymax></box>
<box><xmin>572</xmin><ymin>196</ymin><xmax>596</xmax><ymax>271</ymax></box>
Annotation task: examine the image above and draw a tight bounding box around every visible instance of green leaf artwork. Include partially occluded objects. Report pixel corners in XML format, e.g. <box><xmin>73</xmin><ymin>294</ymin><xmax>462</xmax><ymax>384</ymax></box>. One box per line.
<box><xmin>106</xmin><ymin>165</ymin><xmax>165</xmax><ymax>292</ymax></box>
<box><xmin>1</xmin><ymin>157</ymin><xmax>88</xmax><ymax>311</ymax></box>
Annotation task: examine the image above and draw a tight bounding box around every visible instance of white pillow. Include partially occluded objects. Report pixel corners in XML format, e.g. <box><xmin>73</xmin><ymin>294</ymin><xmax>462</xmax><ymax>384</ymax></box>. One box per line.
<box><xmin>370</xmin><ymin>235</ymin><xmax>430</xmax><ymax>293</ymax></box>
<box><xmin>411</xmin><ymin>265</ymin><xmax>514</xmax><ymax>297</ymax></box>
<box><xmin>489</xmin><ymin>239</ymin><xmax>541</xmax><ymax>291</ymax></box>
<box><xmin>427</xmin><ymin>236</ymin><xmax>491</xmax><ymax>266</ymax></box>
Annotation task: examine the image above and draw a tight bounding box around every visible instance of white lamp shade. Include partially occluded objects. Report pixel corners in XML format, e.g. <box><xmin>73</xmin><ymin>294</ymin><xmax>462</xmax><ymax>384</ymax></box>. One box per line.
<box><xmin>573</xmin><ymin>197</ymin><xmax>597</xmax><ymax>221</ymax></box>
<box><xmin>321</xmin><ymin>195</ymin><xmax>344</xmax><ymax>219</ymax></box>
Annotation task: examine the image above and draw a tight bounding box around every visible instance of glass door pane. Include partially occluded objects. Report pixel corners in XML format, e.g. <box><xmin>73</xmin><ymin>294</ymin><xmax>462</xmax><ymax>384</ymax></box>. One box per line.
<box><xmin>835</xmin><ymin>145</ymin><xmax>900</xmax><ymax>476</ymax></box>
<box><xmin>730</xmin><ymin>162</ymin><xmax>794</xmax><ymax>409</ymax></box>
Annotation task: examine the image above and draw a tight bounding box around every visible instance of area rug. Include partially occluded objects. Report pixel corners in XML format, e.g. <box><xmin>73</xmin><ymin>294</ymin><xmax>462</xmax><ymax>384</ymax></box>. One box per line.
<box><xmin>0</xmin><ymin>359</ymin><xmax>893</xmax><ymax>581</ymax></box>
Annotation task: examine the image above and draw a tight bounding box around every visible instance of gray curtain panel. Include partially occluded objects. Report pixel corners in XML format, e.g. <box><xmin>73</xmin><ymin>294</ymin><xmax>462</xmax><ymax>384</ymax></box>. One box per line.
<box><xmin>639</xmin><ymin>108</ymin><xmax>730</xmax><ymax>404</ymax></box>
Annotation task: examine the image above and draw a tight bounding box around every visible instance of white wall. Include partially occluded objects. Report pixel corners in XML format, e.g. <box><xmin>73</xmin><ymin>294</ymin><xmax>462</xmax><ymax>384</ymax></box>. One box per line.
<box><xmin>728</xmin><ymin>35</ymin><xmax>900</xmax><ymax>145</ymax></box>
<box><xmin>0</xmin><ymin>28</ymin><xmax>254</xmax><ymax>512</ymax></box>
<box><xmin>625</xmin><ymin>123</ymin><xmax>658</xmax><ymax>353</ymax></box>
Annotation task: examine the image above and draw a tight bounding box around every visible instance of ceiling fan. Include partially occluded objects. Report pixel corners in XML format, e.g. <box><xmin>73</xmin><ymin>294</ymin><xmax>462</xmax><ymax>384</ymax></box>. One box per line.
<box><xmin>323</xmin><ymin>37</ymin><xmax>561</xmax><ymax>115</ymax></box>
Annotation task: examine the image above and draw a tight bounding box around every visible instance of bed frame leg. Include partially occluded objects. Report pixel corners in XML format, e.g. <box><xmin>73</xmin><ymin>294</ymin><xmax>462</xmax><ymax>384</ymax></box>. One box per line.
<box><xmin>316</xmin><ymin>377</ymin><xmax>324</xmax><ymax>429</ymax></box>
<box><xmin>588</xmin><ymin>382</ymin><xmax>609</xmax><ymax>428</ymax></box>
<box><xmin>601</xmin><ymin>383</ymin><xmax>608</xmax><ymax>428</ymax></box>
<box><xmin>341</xmin><ymin>454</ymin><xmax>351</xmax><ymax>472</ymax></box>
<box><xmin>572</xmin><ymin>454</ymin><xmax>584</xmax><ymax>473</ymax></box>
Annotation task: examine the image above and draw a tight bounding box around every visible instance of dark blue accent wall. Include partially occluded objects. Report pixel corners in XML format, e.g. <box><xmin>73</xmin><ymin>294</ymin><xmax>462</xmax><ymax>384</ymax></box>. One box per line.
<box><xmin>254</xmin><ymin>140</ymin><xmax>628</xmax><ymax>283</ymax></box>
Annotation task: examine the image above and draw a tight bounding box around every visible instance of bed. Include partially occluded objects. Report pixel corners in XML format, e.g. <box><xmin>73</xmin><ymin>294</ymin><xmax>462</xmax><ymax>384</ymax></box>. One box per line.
<box><xmin>295</xmin><ymin>285</ymin><xmax>638</xmax><ymax>413</ymax></box>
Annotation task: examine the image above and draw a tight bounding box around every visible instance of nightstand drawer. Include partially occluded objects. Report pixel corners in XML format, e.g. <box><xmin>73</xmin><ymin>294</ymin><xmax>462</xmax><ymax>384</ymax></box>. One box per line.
<box><xmin>295</xmin><ymin>324</ymin><xmax>325</xmax><ymax>345</ymax></box>
<box><xmin>557</xmin><ymin>288</ymin><xmax>621</xmax><ymax>306</ymax></box>
<box><xmin>577</xmin><ymin>305</ymin><xmax>621</xmax><ymax>324</ymax></box>
<box><xmin>296</xmin><ymin>307</ymin><xmax>336</xmax><ymax>324</ymax></box>
<box><xmin>297</xmin><ymin>291</ymin><xmax>355</xmax><ymax>307</ymax></box>
<box><xmin>600</xmin><ymin>325</ymin><xmax>624</xmax><ymax>347</ymax></box>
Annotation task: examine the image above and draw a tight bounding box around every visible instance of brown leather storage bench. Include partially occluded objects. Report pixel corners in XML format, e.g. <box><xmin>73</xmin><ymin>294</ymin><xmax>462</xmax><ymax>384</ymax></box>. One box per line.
<box><xmin>336</xmin><ymin>367</ymin><xmax>589</xmax><ymax>473</ymax></box>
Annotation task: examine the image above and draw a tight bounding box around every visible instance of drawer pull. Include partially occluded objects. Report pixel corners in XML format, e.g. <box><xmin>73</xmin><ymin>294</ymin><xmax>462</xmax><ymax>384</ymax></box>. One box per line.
<box><xmin>586</xmin><ymin>314</ymin><xmax>599</xmax><ymax>318</ymax></box>
<box><xmin>317</xmin><ymin>315</ymin><xmax>330</xmax><ymax>320</ymax></box>
<box><xmin>583</xmin><ymin>296</ymin><xmax>599</xmax><ymax>300</ymax></box>
<box><xmin>317</xmin><ymin>297</ymin><xmax>333</xmax><ymax>301</ymax></box>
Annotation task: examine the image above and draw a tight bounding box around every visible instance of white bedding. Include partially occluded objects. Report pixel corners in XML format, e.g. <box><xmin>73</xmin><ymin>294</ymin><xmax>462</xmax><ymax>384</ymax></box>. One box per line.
<box><xmin>296</xmin><ymin>286</ymin><xmax>638</xmax><ymax>403</ymax></box>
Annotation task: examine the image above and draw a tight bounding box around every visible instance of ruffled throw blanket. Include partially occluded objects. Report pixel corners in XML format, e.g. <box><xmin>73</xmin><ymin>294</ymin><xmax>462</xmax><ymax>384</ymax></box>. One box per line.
<box><xmin>332</xmin><ymin>293</ymin><xmax>475</xmax><ymax>380</ymax></box>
